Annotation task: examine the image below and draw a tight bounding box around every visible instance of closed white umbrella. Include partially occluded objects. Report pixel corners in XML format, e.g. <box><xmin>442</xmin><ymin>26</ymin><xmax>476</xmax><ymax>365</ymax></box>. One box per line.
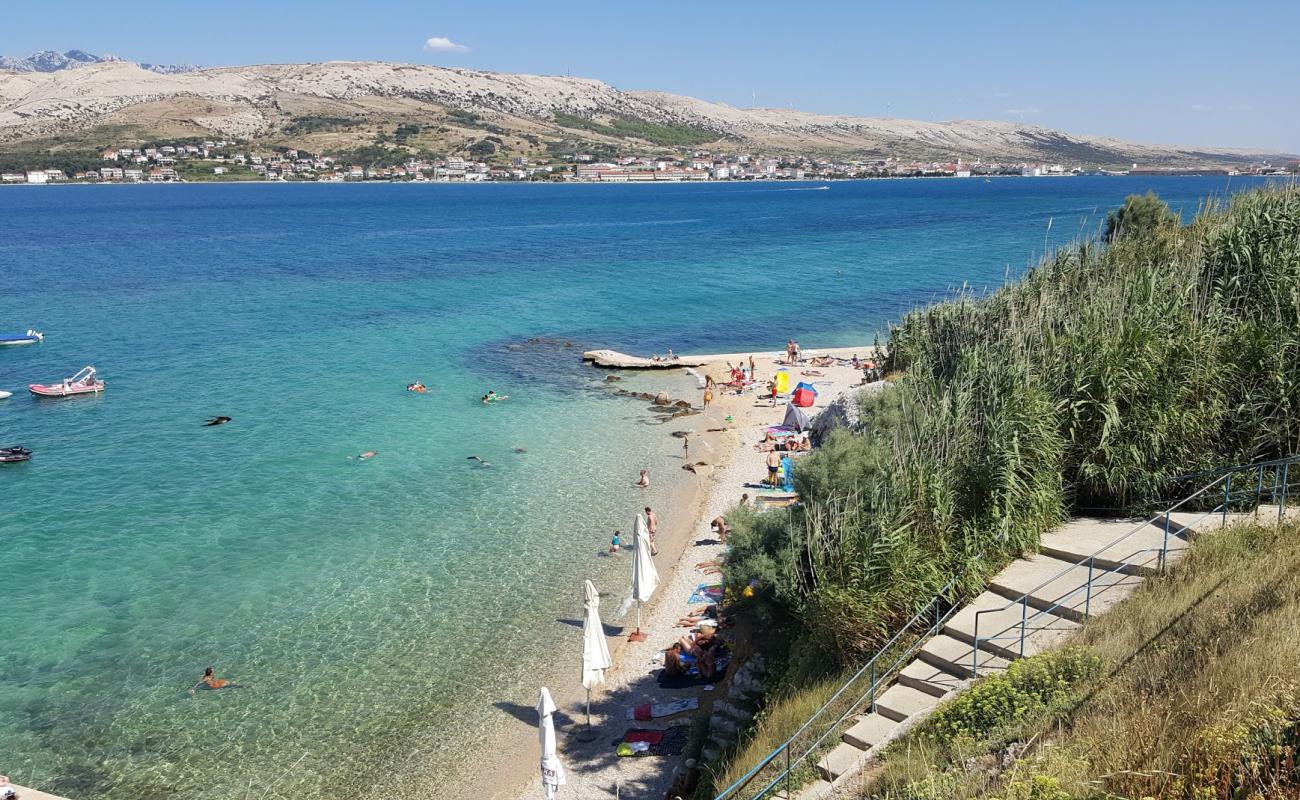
<box><xmin>538</xmin><ymin>687</ymin><xmax>565</xmax><ymax>799</ymax></box>
<box><xmin>578</xmin><ymin>579</ymin><xmax>612</xmax><ymax>737</ymax></box>
<box><xmin>628</xmin><ymin>513</ymin><xmax>659</xmax><ymax>642</ymax></box>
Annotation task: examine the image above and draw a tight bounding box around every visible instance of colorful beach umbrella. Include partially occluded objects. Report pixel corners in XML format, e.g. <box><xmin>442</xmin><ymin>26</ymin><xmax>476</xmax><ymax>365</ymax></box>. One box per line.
<box><xmin>538</xmin><ymin>687</ymin><xmax>566</xmax><ymax>799</ymax></box>
<box><xmin>628</xmin><ymin>513</ymin><xmax>659</xmax><ymax>642</ymax></box>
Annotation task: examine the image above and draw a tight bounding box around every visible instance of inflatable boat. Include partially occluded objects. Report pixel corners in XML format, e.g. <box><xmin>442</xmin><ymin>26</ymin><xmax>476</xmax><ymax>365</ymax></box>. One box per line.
<box><xmin>29</xmin><ymin>365</ymin><xmax>104</xmax><ymax>397</ymax></box>
<box><xmin>0</xmin><ymin>445</ymin><xmax>32</xmax><ymax>463</ymax></box>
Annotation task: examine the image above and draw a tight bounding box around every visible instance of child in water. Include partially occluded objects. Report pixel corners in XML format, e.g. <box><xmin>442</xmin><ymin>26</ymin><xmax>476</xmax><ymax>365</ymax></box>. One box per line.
<box><xmin>609</xmin><ymin>530</ymin><xmax>622</xmax><ymax>553</ymax></box>
<box><xmin>190</xmin><ymin>666</ymin><xmax>232</xmax><ymax>694</ymax></box>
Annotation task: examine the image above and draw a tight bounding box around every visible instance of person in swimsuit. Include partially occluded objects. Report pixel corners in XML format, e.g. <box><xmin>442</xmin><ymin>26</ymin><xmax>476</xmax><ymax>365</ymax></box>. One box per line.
<box><xmin>357</xmin><ymin>451</ymin><xmax>378</xmax><ymax>460</ymax></box>
<box><xmin>645</xmin><ymin>506</ymin><xmax>659</xmax><ymax>555</ymax></box>
<box><xmin>190</xmin><ymin>666</ymin><xmax>232</xmax><ymax>694</ymax></box>
<box><xmin>702</xmin><ymin>386</ymin><xmax>713</xmax><ymax>409</ymax></box>
<box><xmin>766</xmin><ymin>449</ymin><xmax>782</xmax><ymax>488</ymax></box>
<box><xmin>636</xmin><ymin>469</ymin><xmax>650</xmax><ymax>488</ymax></box>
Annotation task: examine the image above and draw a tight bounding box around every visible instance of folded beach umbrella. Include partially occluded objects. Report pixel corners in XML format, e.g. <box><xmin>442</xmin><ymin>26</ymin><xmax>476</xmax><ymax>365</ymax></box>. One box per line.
<box><xmin>580</xmin><ymin>579</ymin><xmax>612</xmax><ymax>732</ymax></box>
<box><xmin>628</xmin><ymin>513</ymin><xmax>659</xmax><ymax>642</ymax></box>
<box><xmin>537</xmin><ymin>687</ymin><xmax>566</xmax><ymax>799</ymax></box>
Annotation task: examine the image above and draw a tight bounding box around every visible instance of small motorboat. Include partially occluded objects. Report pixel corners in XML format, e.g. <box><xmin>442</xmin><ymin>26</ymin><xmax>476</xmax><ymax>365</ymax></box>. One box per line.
<box><xmin>0</xmin><ymin>390</ymin><xmax>11</xmax><ymax>400</ymax></box>
<box><xmin>0</xmin><ymin>445</ymin><xmax>32</xmax><ymax>463</ymax></box>
<box><xmin>0</xmin><ymin>329</ymin><xmax>43</xmax><ymax>346</ymax></box>
<box><xmin>29</xmin><ymin>365</ymin><xmax>105</xmax><ymax>398</ymax></box>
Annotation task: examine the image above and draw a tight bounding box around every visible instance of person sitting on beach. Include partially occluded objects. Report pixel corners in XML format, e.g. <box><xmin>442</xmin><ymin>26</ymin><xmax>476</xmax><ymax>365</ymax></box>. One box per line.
<box><xmin>710</xmin><ymin>515</ymin><xmax>730</xmax><ymax>544</ymax></box>
<box><xmin>190</xmin><ymin>666</ymin><xmax>233</xmax><ymax>694</ymax></box>
<box><xmin>636</xmin><ymin>469</ymin><xmax>650</xmax><ymax>488</ymax></box>
<box><xmin>740</xmin><ymin>493</ymin><xmax>752</xmax><ymax>508</ymax></box>
<box><xmin>666</xmin><ymin>349</ymin><xmax>677</xmax><ymax>361</ymax></box>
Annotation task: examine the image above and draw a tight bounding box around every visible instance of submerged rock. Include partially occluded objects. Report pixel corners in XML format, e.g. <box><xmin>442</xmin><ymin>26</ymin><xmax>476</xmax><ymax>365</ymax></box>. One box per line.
<box><xmin>653</xmin><ymin>392</ymin><xmax>671</xmax><ymax>406</ymax></box>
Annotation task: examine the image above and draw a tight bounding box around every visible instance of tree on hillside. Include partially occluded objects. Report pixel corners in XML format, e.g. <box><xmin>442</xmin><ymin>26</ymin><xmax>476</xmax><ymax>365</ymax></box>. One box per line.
<box><xmin>1104</xmin><ymin>191</ymin><xmax>1177</xmax><ymax>242</ymax></box>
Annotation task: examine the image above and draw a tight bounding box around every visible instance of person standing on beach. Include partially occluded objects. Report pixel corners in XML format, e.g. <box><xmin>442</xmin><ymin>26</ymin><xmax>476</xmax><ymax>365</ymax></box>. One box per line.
<box><xmin>749</xmin><ymin>354</ymin><xmax>756</xmax><ymax>382</ymax></box>
<box><xmin>767</xmin><ymin>379</ymin><xmax>778</xmax><ymax>407</ymax></box>
<box><xmin>766</xmin><ymin>449</ymin><xmax>782</xmax><ymax>488</ymax></box>
<box><xmin>702</xmin><ymin>385</ymin><xmax>713</xmax><ymax>410</ymax></box>
<box><xmin>645</xmin><ymin>506</ymin><xmax>659</xmax><ymax>555</ymax></box>
<box><xmin>682</xmin><ymin>434</ymin><xmax>691</xmax><ymax>461</ymax></box>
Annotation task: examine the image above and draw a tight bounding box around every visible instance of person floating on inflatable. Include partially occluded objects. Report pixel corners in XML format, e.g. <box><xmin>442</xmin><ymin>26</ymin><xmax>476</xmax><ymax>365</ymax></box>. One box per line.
<box><xmin>407</xmin><ymin>382</ymin><xmax>427</xmax><ymax>393</ymax></box>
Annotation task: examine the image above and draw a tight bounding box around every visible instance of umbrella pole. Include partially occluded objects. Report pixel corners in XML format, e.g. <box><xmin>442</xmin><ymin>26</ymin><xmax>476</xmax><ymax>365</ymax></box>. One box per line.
<box><xmin>573</xmin><ymin>687</ymin><xmax>598</xmax><ymax>742</ymax></box>
<box><xmin>628</xmin><ymin>601</ymin><xmax>647</xmax><ymax>642</ymax></box>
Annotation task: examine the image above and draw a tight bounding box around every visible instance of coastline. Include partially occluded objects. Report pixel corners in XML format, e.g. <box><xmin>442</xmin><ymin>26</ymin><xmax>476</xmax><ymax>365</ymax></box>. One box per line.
<box><xmin>454</xmin><ymin>346</ymin><xmax>872</xmax><ymax>800</ymax></box>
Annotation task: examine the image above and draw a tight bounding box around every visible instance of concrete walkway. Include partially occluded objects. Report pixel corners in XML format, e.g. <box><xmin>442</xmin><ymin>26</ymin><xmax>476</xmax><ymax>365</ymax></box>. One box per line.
<box><xmin>797</xmin><ymin>505</ymin><xmax>1287</xmax><ymax>798</ymax></box>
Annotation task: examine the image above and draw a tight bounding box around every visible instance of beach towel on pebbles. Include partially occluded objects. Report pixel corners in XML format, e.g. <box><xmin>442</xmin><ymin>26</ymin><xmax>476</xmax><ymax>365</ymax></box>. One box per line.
<box><xmin>688</xmin><ymin>582</ymin><xmax>723</xmax><ymax>604</ymax></box>
<box><xmin>626</xmin><ymin>696</ymin><xmax>699</xmax><ymax>721</ymax></box>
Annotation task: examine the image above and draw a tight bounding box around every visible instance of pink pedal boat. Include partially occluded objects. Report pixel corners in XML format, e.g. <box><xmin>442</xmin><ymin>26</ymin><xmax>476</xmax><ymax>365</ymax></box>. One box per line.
<box><xmin>29</xmin><ymin>365</ymin><xmax>105</xmax><ymax>398</ymax></box>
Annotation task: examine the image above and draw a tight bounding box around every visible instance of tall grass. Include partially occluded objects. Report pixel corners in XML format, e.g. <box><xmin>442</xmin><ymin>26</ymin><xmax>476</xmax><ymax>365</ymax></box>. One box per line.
<box><xmin>716</xmin><ymin>186</ymin><xmax>1300</xmax><ymax>792</ymax></box>
<box><xmin>860</xmin><ymin>517</ymin><xmax>1300</xmax><ymax>800</ymax></box>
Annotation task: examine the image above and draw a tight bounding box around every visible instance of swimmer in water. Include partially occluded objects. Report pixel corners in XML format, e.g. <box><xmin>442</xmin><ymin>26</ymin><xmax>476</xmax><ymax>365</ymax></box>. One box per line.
<box><xmin>512</xmin><ymin>447</ymin><xmax>528</xmax><ymax>454</ymax></box>
<box><xmin>636</xmin><ymin>469</ymin><xmax>650</xmax><ymax>488</ymax></box>
<box><xmin>203</xmin><ymin>416</ymin><xmax>232</xmax><ymax>427</ymax></box>
<box><xmin>467</xmin><ymin>455</ymin><xmax>493</xmax><ymax>467</ymax></box>
<box><xmin>190</xmin><ymin>666</ymin><xmax>231</xmax><ymax>694</ymax></box>
<box><xmin>357</xmin><ymin>451</ymin><xmax>378</xmax><ymax>460</ymax></box>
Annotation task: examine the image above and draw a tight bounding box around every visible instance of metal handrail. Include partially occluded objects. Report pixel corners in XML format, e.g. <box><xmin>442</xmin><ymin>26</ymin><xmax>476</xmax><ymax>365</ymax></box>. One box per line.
<box><xmin>713</xmin><ymin>456</ymin><xmax>1300</xmax><ymax>800</ymax></box>
<box><xmin>712</xmin><ymin>578</ymin><xmax>962</xmax><ymax>799</ymax></box>
<box><xmin>971</xmin><ymin>457</ymin><xmax>1300</xmax><ymax>673</ymax></box>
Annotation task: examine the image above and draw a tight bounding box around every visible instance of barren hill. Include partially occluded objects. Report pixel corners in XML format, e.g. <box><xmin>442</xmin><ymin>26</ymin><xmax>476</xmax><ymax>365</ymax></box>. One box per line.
<box><xmin>0</xmin><ymin>59</ymin><xmax>1288</xmax><ymax>165</ymax></box>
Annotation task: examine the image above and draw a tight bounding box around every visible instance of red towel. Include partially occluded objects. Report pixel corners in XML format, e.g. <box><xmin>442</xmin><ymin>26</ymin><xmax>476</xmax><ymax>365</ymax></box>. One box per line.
<box><xmin>624</xmin><ymin>730</ymin><xmax>665</xmax><ymax>745</ymax></box>
<box><xmin>633</xmin><ymin>703</ymin><xmax>653</xmax><ymax>721</ymax></box>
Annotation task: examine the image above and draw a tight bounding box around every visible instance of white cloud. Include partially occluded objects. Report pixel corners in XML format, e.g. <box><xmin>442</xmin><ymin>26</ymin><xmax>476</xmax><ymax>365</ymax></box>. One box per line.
<box><xmin>1190</xmin><ymin>103</ymin><xmax>1212</xmax><ymax>111</ymax></box>
<box><xmin>424</xmin><ymin>36</ymin><xmax>469</xmax><ymax>53</ymax></box>
<box><xmin>1005</xmin><ymin>107</ymin><xmax>1041</xmax><ymax>117</ymax></box>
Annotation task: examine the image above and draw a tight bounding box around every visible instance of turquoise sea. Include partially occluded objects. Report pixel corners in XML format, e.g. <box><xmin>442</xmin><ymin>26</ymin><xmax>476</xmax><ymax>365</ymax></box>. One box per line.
<box><xmin>0</xmin><ymin>176</ymin><xmax>1285</xmax><ymax>799</ymax></box>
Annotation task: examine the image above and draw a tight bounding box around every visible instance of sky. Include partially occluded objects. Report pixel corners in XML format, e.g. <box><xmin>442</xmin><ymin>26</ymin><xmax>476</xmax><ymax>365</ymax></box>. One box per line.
<box><xmin>3</xmin><ymin>0</ymin><xmax>1297</xmax><ymax>153</ymax></box>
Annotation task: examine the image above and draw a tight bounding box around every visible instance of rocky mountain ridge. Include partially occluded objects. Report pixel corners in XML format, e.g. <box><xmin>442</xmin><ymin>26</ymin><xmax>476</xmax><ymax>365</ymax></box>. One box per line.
<box><xmin>0</xmin><ymin>58</ymin><xmax>1290</xmax><ymax>165</ymax></box>
<box><xmin>0</xmin><ymin>49</ymin><xmax>199</xmax><ymax>75</ymax></box>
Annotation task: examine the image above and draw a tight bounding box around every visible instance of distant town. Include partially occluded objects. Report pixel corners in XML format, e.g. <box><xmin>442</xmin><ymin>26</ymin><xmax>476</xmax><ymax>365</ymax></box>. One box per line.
<box><xmin>3</xmin><ymin>140</ymin><xmax>1297</xmax><ymax>185</ymax></box>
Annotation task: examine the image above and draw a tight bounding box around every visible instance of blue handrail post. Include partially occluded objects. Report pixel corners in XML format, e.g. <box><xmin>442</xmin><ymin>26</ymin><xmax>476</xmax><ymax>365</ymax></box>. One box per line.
<box><xmin>1222</xmin><ymin>473</ymin><xmax>1232</xmax><ymax>526</ymax></box>
<box><xmin>1282</xmin><ymin>462</ymin><xmax>1290</xmax><ymax>520</ymax></box>
<box><xmin>1019</xmin><ymin>600</ymin><xmax>1028</xmax><ymax>658</ymax></box>
<box><xmin>784</xmin><ymin>743</ymin><xmax>790</xmax><ymax>798</ymax></box>
<box><xmin>1084</xmin><ymin>557</ymin><xmax>1093</xmax><ymax>617</ymax></box>
<box><xmin>1160</xmin><ymin>511</ymin><xmax>1172</xmax><ymax>573</ymax></box>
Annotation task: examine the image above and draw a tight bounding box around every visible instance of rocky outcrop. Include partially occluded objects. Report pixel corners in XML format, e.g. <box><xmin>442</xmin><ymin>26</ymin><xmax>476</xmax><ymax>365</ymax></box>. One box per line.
<box><xmin>808</xmin><ymin>381</ymin><xmax>886</xmax><ymax>446</ymax></box>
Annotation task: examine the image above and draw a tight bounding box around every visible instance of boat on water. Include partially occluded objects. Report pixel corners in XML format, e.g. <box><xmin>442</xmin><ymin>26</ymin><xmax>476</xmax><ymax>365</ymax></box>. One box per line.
<box><xmin>29</xmin><ymin>365</ymin><xmax>105</xmax><ymax>398</ymax></box>
<box><xmin>0</xmin><ymin>329</ymin><xmax>44</xmax><ymax>346</ymax></box>
<box><xmin>0</xmin><ymin>390</ymin><xmax>11</xmax><ymax>399</ymax></box>
<box><xmin>0</xmin><ymin>445</ymin><xmax>32</xmax><ymax>463</ymax></box>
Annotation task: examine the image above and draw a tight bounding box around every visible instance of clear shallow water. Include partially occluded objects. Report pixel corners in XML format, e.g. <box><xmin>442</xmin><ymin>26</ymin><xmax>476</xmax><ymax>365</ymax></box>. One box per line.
<box><xmin>0</xmin><ymin>176</ymin><xmax>1286</xmax><ymax>798</ymax></box>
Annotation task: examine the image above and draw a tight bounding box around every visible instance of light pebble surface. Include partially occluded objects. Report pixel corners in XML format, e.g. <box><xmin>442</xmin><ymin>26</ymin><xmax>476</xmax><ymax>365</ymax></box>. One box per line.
<box><xmin>478</xmin><ymin>348</ymin><xmax>872</xmax><ymax>800</ymax></box>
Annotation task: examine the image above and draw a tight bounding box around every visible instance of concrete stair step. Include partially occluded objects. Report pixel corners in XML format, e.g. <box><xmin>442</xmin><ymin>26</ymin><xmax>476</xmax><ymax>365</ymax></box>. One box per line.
<box><xmin>797</xmin><ymin>779</ymin><xmax>836</xmax><ymax>799</ymax></box>
<box><xmin>988</xmin><ymin>553</ymin><xmax>1143</xmax><ymax>622</ymax></box>
<box><xmin>918</xmin><ymin>633</ymin><xmax>1011</xmax><ymax>678</ymax></box>
<box><xmin>897</xmin><ymin>658</ymin><xmax>965</xmax><ymax>697</ymax></box>
<box><xmin>815</xmin><ymin>741</ymin><xmax>871</xmax><ymax>782</ymax></box>
<box><xmin>1039</xmin><ymin>516</ymin><xmax>1187</xmax><ymax>575</ymax></box>
<box><xmin>944</xmin><ymin>590</ymin><xmax>1079</xmax><ymax>660</ymax></box>
<box><xmin>874</xmin><ymin>682</ymin><xmax>940</xmax><ymax>722</ymax></box>
<box><xmin>841</xmin><ymin>712</ymin><xmax>898</xmax><ymax>750</ymax></box>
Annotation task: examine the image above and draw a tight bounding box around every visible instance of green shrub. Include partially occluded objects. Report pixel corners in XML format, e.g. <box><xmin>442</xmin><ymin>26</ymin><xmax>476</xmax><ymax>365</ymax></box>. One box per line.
<box><xmin>918</xmin><ymin>649</ymin><xmax>1099</xmax><ymax>754</ymax></box>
